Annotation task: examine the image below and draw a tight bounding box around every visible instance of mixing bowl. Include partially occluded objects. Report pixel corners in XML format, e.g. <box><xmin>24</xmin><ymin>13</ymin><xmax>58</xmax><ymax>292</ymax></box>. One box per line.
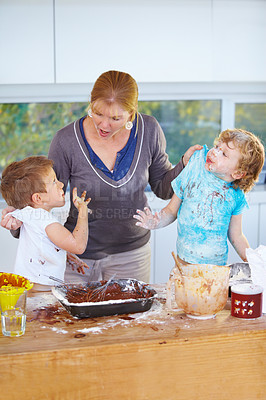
<box><xmin>168</xmin><ymin>263</ymin><xmax>230</xmax><ymax>319</ymax></box>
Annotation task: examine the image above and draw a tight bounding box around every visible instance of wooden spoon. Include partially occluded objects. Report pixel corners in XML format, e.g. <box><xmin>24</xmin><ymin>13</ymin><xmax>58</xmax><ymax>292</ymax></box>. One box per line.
<box><xmin>171</xmin><ymin>251</ymin><xmax>184</xmax><ymax>277</ymax></box>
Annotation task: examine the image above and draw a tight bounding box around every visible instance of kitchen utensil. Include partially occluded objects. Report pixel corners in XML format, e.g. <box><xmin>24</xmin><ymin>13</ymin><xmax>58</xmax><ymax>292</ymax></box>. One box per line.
<box><xmin>171</xmin><ymin>252</ymin><xmax>184</xmax><ymax>277</ymax></box>
<box><xmin>46</xmin><ymin>275</ymin><xmax>88</xmax><ymax>297</ymax></box>
<box><xmin>85</xmin><ymin>275</ymin><xmax>116</xmax><ymax>302</ymax></box>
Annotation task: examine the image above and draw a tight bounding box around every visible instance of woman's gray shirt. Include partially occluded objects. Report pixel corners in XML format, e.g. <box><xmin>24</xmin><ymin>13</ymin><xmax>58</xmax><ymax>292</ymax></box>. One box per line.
<box><xmin>48</xmin><ymin>113</ymin><xmax>184</xmax><ymax>259</ymax></box>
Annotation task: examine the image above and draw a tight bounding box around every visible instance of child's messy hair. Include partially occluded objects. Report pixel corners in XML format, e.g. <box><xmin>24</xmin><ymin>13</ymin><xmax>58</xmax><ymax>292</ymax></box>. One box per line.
<box><xmin>0</xmin><ymin>156</ymin><xmax>53</xmax><ymax>209</ymax></box>
<box><xmin>215</xmin><ymin>129</ymin><xmax>265</xmax><ymax>192</ymax></box>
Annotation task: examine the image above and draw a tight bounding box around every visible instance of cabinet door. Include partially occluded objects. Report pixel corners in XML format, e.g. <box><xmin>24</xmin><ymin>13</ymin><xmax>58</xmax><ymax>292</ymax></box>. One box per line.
<box><xmin>55</xmin><ymin>0</ymin><xmax>212</xmax><ymax>83</ymax></box>
<box><xmin>0</xmin><ymin>0</ymin><xmax>54</xmax><ymax>84</ymax></box>
<box><xmin>212</xmin><ymin>0</ymin><xmax>266</xmax><ymax>81</ymax></box>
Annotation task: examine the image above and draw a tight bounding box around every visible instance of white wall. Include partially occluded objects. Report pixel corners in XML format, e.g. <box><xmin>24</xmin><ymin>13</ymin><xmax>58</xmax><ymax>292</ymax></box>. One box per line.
<box><xmin>0</xmin><ymin>0</ymin><xmax>54</xmax><ymax>84</ymax></box>
<box><xmin>1</xmin><ymin>0</ymin><xmax>266</xmax><ymax>85</ymax></box>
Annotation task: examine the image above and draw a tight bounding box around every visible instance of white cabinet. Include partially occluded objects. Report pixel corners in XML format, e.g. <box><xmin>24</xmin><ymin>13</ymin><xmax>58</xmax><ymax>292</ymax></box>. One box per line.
<box><xmin>1</xmin><ymin>0</ymin><xmax>265</xmax><ymax>85</ymax></box>
<box><xmin>0</xmin><ymin>0</ymin><xmax>54</xmax><ymax>84</ymax></box>
<box><xmin>55</xmin><ymin>0</ymin><xmax>212</xmax><ymax>84</ymax></box>
<box><xmin>54</xmin><ymin>0</ymin><xmax>266</xmax><ymax>83</ymax></box>
<box><xmin>212</xmin><ymin>0</ymin><xmax>266</xmax><ymax>82</ymax></box>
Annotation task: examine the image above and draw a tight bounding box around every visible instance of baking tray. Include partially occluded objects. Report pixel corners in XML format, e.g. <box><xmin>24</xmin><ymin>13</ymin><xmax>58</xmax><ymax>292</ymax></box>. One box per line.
<box><xmin>228</xmin><ymin>262</ymin><xmax>252</xmax><ymax>297</ymax></box>
<box><xmin>52</xmin><ymin>279</ymin><xmax>157</xmax><ymax>318</ymax></box>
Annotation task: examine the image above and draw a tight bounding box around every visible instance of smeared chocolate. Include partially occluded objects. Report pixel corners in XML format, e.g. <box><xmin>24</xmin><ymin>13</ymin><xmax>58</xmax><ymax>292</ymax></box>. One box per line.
<box><xmin>65</xmin><ymin>280</ymin><xmax>155</xmax><ymax>304</ymax></box>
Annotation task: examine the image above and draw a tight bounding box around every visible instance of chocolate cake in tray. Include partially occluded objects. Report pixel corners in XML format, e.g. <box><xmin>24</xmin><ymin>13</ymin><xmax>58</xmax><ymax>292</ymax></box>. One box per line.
<box><xmin>52</xmin><ymin>279</ymin><xmax>157</xmax><ymax>318</ymax></box>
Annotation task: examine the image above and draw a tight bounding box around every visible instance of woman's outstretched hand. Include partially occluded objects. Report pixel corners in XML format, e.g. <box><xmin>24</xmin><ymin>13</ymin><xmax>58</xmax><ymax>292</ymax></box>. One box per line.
<box><xmin>183</xmin><ymin>144</ymin><xmax>203</xmax><ymax>166</ymax></box>
<box><xmin>1</xmin><ymin>206</ymin><xmax>22</xmax><ymax>230</ymax></box>
<box><xmin>133</xmin><ymin>207</ymin><xmax>161</xmax><ymax>230</ymax></box>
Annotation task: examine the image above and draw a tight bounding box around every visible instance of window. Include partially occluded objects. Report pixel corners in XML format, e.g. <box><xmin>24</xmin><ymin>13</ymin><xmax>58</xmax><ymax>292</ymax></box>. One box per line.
<box><xmin>0</xmin><ymin>102</ymin><xmax>87</xmax><ymax>169</ymax></box>
<box><xmin>235</xmin><ymin>103</ymin><xmax>266</xmax><ymax>184</ymax></box>
<box><xmin>1</xmin><ymin>99</ymin><xmax>265</xmax><ymax>184</ymax></box>
<box><xmin>138</xmin><ymin>100</ymin><xmax>221</xmax><ymax>163</ymax></box>
<box><xmin>0</xmin><ymin>100</ymin><xmax>221</xmax><ymax>169</ymax></box>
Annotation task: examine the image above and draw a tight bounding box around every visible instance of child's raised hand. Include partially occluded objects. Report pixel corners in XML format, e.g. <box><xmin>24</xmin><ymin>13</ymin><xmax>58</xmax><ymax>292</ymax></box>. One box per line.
<box><xmin>72</xmin><ymin>187</ymin><xmax>91</xmax><ymax>212</ymax></box>
<box><xmin>133</xmin><ymin>207</ymin><xmax>161</xmax><ymax>230</ymax></box>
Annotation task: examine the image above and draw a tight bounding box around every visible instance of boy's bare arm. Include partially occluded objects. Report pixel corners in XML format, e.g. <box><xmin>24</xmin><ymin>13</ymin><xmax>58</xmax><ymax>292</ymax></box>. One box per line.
<box><xmin>133</xmin><ymin>194</ymin><xmax>182</xmax><ymax>230</ymax></box>
<box><xmin>45</xmin><ymin>188</ymin><xmax>91</xmax><ymax>254</ymax></box>
<box><xmin>228</xmin><ymin>214</ymin><xmax>249</xmax><ymax>262</ymax></box>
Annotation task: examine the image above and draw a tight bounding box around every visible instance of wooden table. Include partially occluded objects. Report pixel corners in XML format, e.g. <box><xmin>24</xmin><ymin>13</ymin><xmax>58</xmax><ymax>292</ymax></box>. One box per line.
<box><xmin>1</xmin><ymin>284</ymin><xmax>266</xmax><ymax>400</ymax></box>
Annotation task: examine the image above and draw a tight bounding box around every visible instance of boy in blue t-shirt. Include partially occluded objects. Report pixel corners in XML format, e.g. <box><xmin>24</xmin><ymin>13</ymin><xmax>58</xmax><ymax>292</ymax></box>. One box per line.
<box><xmin>134</xmin><ymin>129</ymin><xmax>265</xmax><ymax>265</ymax></box>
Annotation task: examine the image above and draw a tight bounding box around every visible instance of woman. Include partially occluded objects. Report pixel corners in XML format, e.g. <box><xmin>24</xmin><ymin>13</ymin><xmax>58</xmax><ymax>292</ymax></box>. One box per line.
<box><xmin>1</xmin><ymin>70</ymin><xmax>201</xmax><ymax>283</ymax></box>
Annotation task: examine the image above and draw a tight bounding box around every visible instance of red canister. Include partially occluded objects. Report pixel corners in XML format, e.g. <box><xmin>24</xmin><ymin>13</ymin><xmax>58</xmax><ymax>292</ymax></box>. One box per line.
<box><xmin>231</xmin><ymin>283</ymin><xmax>263</xmax><ymax>319</ymax></box>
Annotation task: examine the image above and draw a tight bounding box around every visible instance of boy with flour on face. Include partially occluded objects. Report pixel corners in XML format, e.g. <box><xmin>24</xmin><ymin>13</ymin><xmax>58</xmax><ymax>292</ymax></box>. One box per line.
<box><xmin>134</xmin><ymin>129</ymin><xmax>265</xmax><ymax>266</ymax></box>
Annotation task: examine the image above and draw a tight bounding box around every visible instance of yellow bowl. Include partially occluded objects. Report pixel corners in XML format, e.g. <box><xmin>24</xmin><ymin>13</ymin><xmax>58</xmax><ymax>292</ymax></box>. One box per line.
<box><xmin>0</xmin><ymin>272</ymin><xmax>33</xmax><ymax>311</ymax></box>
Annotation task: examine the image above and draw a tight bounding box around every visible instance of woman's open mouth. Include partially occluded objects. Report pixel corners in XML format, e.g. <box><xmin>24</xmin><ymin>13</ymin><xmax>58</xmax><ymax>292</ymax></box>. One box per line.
<box><xmin>99</xmin><ymin>128</ymin><xmax>110</xmax><ymax>137</ymax></box>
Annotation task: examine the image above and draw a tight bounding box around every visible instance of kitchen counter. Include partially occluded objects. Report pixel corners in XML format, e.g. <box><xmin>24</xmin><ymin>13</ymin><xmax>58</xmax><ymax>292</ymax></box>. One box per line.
<box><xmin>1</xmin><ymin>284</ymin><xmax>266</xmax><ymax>400</ymax></box>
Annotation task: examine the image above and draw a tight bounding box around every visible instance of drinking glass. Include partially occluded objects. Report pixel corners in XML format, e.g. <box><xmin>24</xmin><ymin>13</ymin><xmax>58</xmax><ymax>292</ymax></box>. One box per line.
<box><xmin>0</xmin><ymin>287</ymin><xmax>27</xmax><ymax>337</ymax></box>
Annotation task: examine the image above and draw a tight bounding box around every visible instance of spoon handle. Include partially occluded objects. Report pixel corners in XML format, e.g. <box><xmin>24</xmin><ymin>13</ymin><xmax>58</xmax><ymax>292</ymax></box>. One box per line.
<box><xmin>171</xmin><ymin>251</ymin><xmax>184</xmax><ymax>276</ymax></box>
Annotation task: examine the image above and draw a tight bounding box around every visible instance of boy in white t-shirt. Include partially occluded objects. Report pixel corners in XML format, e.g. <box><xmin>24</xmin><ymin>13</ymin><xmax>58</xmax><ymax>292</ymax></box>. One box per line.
<box><xmin>0</xmin><ymin>156</ymin><xmax>91</xmax><ymax>288</ymax></box>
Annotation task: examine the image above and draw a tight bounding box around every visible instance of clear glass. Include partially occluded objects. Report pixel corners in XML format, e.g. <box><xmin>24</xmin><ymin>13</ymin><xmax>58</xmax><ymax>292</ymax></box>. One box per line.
<box><xmin>0</xmin><ymin>288</ymin><xmax>27</xmax><ymax>337</ymax></box>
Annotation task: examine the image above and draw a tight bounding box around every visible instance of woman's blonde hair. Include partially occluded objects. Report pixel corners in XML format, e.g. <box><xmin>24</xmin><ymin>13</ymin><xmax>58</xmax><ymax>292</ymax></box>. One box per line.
<box><xmin>90</xmin><ymin>70</ymin><xmax>138</xmax><ymax>122</ymax></box>
<box><xmin>216</xmin><ymin>129</ymin><xmax>265</xmax><ymax>192</ymax></box>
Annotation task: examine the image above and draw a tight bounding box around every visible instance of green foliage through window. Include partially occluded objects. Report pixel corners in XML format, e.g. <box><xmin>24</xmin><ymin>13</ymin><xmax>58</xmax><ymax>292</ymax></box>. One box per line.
<box><xmin>0</xmin><ymin>103</ymin><xmax>87</xmax><ymax>169</ymax></box>
<box><xmin>235</xmin><ymin>103</ymin><xmax>266</xmax><ymax>148</ymax></box>
<box><xmin>138</xmin><ymin>100</ymin><xmax>221</xmax><ymax>163</ymax></box>
<box><xmin>1</xmin><ymin>100</ymin><xmax>265</xmax><ymax>177</ymax></box>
